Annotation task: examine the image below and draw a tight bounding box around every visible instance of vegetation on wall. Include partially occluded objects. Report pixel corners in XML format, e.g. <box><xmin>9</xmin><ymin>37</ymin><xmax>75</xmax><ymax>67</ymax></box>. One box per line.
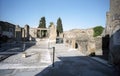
<box><xmin>93</xmin><ymin>26</ymin><xmax>104</xmax><ymax>37</ymax></box>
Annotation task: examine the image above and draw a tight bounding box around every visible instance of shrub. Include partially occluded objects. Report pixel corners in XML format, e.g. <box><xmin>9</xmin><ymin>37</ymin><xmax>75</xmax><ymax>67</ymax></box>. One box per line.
<box><xmin>93</xmin><ymin>26</ymin><xmax>104</xmax><ymax>37</ymax></box>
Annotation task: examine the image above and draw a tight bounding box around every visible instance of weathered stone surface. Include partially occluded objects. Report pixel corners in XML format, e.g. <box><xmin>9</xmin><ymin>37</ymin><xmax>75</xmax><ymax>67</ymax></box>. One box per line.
<box><xmin>15</xmin><ymin>25</ymin><xmax>22</xmax><ymax>41</ymax></box>
<box><xmin>29</xmin><ymin>28</ymin><xmax>49</xmax><ymax>40</ymax></box>
<box><xmin>24</xmin><ymin>25</ymin><xmax>30</xmax><ymax>41</ymax></box>
<box><xmin>0</xmin><ymin>21</ymin><xmax>16</xmax><ymax>38</ymax></box>
<box><xmin>109</xmin><ymin>29</ymin><xmax>120</xmax><ymax>66</ymax></box>
<box><xmin>104</xmin><ymin>0</ymin><xmax>120</xmax><ymax>66</ymax></box>
<box><xmin>87</xmin><ymin>41</ymin><xmax>96</xmax><ymax>55</ymax></box>
<box><xmin>95</xmin><ymin>36</ymin><xmax>102</xmax><ymax>50</ymax></box>
<box><xmin>63</xmin><ymin>29</ymin><xmax>96</xmax><ymax>55</ymax></box>
<box><xmin>49</xmin><ymin>24</ymin><xmax>56</xmax><ymax>42</ymax></box>
<box><xmin>94</xmin><ymin>36</ymin><xmax>102</xmax><ymax>55</ymax></box>
<box><xmin>15</xmin><ymin>25</ymin><xmax>30</xmax><ymax>41</ymax></box>
<box><xmin>77</xmin><ymin>40</ymin><xmax>88</xmax><ymax>54</ymax></box>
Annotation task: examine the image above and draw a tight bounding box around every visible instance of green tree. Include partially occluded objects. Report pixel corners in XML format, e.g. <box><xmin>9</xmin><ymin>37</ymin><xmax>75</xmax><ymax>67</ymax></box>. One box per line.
<box><xmin>38</xmin><ymin>17</ymin><xmax>46</xmax><ymax>37</ymax></box>
<box><xmin>93</xmin><ymin>26</ymin><xmax>104</xmax><ymax>37</ymax></box>
<box><xmin>57</xmin><ymin>17</ymin><xmax>63</xmax><ymax>36</ymax></box>
<box><xmin>38</xmin><ymin>17</ymin><xmax>46</xmax><ymax>28</ymax></box>
<box><xmin>48</xmin><ymin>22</ymin><xmax>54</xmax><ymax>28</ymax></box>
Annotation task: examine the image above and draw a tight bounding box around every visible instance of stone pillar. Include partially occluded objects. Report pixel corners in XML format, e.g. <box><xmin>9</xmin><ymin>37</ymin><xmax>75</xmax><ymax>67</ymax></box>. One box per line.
<box><xmin>34</xmin><ymin>29</ymin><xmax>37</xmax><ymax>38</ymax></box>
<box><xmin>22</xmin><ymin>28</ymin><xmax>25</xmax><ymax>41</ymax></box>
<box><xmin>15</xmin><ymin>25</ymin><xmax>22</xmax><ymax>41</ymax></box>
<box><xmin>71</xmin><ymin>39</ymin><xmax>76</xmax><ymax>48</ymax></box>
<box><xmin>24</xmin><ymin>25</ymin><xmax>29</xmax><ymax>41</ymax></box>
<box><xmin>49</xmin><ymin>24</ymin><xmax>57</xmax><ymax>43</ymax></box>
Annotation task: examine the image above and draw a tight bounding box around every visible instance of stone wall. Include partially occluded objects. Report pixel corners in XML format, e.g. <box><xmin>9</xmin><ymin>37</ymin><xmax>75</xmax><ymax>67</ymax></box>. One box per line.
<box><xmin>95</xmin><ymin>36</ymin><xmax>102</xmax><ymax>50</ymax></box>
<box><xmin>104</xmin><ymin>0</ymin><xmax>120</xmax><ymax>66</ymax></box>
<box><xmin>15</xmin><ymin>25</ymin><xmax>30</xmax><ymax>41</ymax></box>
<box><xmin>94</xmin><ymin>36</ymin><xmax>102</xmax><ymax>55</ymax></box>
<box><xmin>109</xmin><ymin>29</ymin><xmax>120</xmax><ymax>65</ymax></box>
<box><xmin>0</xmin><ymin>21</ymin><xmax>15</xmax><ymax>38</ymax></box>
<box><xmin>29</xmin><ymin>28</ymin><xmax>37</xmax><ymax>38</ymax></box>
<box><xmin>63</xmin><ymin>29</ymin><xmax>96</xmax><ymax>55</ymax></box>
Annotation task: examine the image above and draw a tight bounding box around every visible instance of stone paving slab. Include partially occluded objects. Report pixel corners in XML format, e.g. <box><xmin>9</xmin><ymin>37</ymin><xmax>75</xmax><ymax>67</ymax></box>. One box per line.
<box><xmin>0</xmin><ymin>63</ymin><xmax>52</xmax><ymax>69</ymax></box>
<box><xmin>0</xmin><ymin>40</ymin><xmax>118</xmax><ymax>76</ymax></box>
<box><xmin>0</xmin><ymin>40</ymin><xmax>52</xmax><ymax>69</ymax></box>
<box><xmin>91</xmin><ymin>57</ymin><xmax>112</xmax><ymax>68</ymax></box>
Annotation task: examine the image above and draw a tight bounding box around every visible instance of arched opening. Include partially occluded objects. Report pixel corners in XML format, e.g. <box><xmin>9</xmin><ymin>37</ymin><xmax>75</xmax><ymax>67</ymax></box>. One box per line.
<box><xmin>75</xmin><ymin>43</ymin><xmax>78</xmax><ymax>49</ymax></box>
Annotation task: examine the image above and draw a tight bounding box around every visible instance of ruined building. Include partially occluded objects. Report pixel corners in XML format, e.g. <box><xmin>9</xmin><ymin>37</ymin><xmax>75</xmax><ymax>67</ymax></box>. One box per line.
<box><xmin>0</xmin><ymin>21</ymin><xmax>15</xmax><ymax>39</ymax></box>
<box><xmin>0</xmin><ymin>21</ymin><xmax>30</xmax><ymax>42</ymax></box>
<box><xmin>63</xmin><ymin>29</ymin><xmax>98</xmax><ymax>55</ymax></box>
<box><xmin>15</xmin><ymin>25</ymin><xmax>30</xmax><ymax>41</ymax></box>
<box><xmin>29</xmin><ymin>24</ymin><xmax>57</xmax><ymax>42</ymax></box>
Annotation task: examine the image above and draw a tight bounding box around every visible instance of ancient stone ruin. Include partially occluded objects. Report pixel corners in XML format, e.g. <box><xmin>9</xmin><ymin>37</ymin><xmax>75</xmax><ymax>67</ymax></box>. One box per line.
<box><xmin>63</xmin><ymin>29</ymin><xmax>99</xmax><ymax>55</ymax></box>
<box><xmin>29</xmin><ymin>24</ymin><xmax>57</xmax><ymax>43</ymax></box>
<box><xmin>15</xmin><ymin>25</ymin><xmax>29</xmax><ymax>41</ymax></box>
<box><xmin>103</xmin><ymin>0</ymin><xmax>120</xmax><ymax>66</ymax></box>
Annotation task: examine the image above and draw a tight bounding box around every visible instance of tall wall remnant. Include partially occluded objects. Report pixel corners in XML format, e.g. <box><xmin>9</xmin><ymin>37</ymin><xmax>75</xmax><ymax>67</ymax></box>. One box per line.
<box><xmin>24</xmin><ymin>25</ymin><xmax>29</xmax><ymax>41</ymax></box>
<box><xmin>104</xmin><ymin>0</ymin><xmax>120</xmax><ymax>66</ymax></box>
<box><xmin>104</xmin><ymin>0</ymin><xmax>120</xmax><ymax>36</ymax></box>
<box><xmin>15</xmin><ymin>25</ymin><xmax>22</xmax><ymax>41</ymax></box>
<box><xmin>0</xmin><ymin>21</ymin><xmax>15</xmax><ymax>39</ymax></box>
<box><xmin>0</xmin><ymin>21</ymin><xmax>15</xmax><ymax>42</ymax></box>
<box><xmin>15</xmin><ymin>25</ymin><xmax>30</xmax><ymax>42</ymax></box>
<box><xmin>49</xmin><ymin>24</ymin><xmax>56</xmax><ymax>43</ymax></box>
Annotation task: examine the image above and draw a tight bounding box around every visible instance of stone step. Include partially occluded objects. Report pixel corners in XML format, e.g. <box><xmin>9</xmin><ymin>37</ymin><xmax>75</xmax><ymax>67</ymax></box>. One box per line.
<box><xmin>0</xmin><ymin>63</ymin><xmax>52</xmax><ymax>69</ymax></box>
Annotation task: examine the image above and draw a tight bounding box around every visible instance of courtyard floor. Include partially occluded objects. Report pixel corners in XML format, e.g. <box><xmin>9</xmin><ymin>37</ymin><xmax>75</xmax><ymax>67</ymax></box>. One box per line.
<box><xmin>0</xmin><ymin>39</ymin><xmax>119</xmax><ymax>76</ymax></box>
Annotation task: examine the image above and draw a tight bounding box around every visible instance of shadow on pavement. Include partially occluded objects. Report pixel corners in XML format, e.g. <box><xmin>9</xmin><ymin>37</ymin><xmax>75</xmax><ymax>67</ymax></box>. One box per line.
<box><xmin>0</xmin><ymin>41</ymin><xmax>36</xmax><ymax>61</ymax></box>
<box><xmin>35</xmin><ymin>56</ymin><xmax>119</xmax><ymax>76</ymax></box>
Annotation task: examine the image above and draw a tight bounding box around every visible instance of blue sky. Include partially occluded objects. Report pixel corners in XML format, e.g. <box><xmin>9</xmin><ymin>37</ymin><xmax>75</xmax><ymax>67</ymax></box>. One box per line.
<box><xmin>0</xmin><ymin>0</ymin><xmax>109</xmax><ymax>31</ymax></box>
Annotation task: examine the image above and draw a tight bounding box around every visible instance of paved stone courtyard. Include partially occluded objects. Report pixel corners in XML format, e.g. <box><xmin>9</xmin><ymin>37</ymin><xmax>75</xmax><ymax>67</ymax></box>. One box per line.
<box><xmin>0</xmin><ymin>39</ymin><xmax>119</xmax><ymax>76</ymax></box>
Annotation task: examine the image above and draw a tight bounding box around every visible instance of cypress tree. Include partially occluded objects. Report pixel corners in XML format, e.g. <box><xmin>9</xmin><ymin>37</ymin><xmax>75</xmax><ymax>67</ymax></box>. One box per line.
<box><xmin>38</xmin><ymin>17</ymin><xmax>46</xmax><ymax>28</ymax></box>
<box><xmin>38</xmin><ymin>17</ymin><xmax>46</xmax><ymax>37</ymax></box>
<box><xmin>57</xmin><ymin>17</ymin><xmax>63</xmax><ymax>36</ymax></box>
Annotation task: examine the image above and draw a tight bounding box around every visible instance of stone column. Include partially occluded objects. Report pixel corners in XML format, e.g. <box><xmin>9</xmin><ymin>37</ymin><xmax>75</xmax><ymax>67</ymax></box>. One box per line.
<box><xmin>24</xmin><ymin>25</ymin><xmax>29</xmax><ymax>41</ymax></box>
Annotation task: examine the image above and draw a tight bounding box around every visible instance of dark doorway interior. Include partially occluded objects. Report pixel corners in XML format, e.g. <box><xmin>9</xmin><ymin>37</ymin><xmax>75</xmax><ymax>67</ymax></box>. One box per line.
<box><xmin>102</xmin><ymin>35</ymin><xmax>110</xmax><ymax>60</ymax></box>
<box><xmin>75</xmin><ymin>43</ymin><xmax>78</xmax><ymax>49</ymax></box>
